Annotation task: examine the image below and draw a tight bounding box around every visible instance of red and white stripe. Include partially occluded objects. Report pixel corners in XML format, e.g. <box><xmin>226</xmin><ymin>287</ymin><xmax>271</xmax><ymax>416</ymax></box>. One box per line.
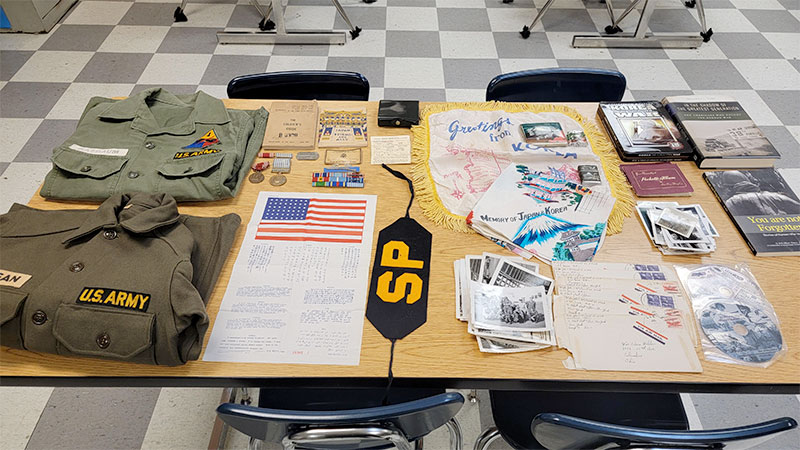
<box><xmin>256</xmin><ymin>198</ymin><xmax>367</xmax><ymax>244</ymax></box>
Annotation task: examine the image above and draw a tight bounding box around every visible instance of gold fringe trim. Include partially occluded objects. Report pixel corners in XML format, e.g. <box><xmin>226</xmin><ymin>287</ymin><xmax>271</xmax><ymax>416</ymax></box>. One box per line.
<box><xmin>410</xmin><ymin>101</ymin><xmax>634</xmax><ymax>235</ymax></box>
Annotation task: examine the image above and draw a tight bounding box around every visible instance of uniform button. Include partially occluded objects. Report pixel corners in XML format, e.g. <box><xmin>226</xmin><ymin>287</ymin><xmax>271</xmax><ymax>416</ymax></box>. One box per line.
<box><xmin>69</xmin><ymin>261</ymin><xmax>84</xmax><ymax>272</ymax></box>
<box><xmin>80</xmin><ymin>165</ymin><xmax>92</xmax><ymax>172</ymax></box>
<box><xmin>96</xmin><ymin>333</ymin><xmax>110</xmax><ymax>349</ymax></box>
<box><xmin>103</xmin><ymin>229</ymin><xmax>118</xmax><ymax>240</ymax></box>
<box><xmin>128</xmin><ymin>171</ymin><xmax>139</xmax><ymax>179</ymax></box>
<box><xmin>144</xmin><ymin>141</ymin><xmax>155</xmax><ymax>149</ymax></box>
<box><xmin>32</xmin><ymin>310</ymin><xmax>47</xmax><ymax>325</ymax></box>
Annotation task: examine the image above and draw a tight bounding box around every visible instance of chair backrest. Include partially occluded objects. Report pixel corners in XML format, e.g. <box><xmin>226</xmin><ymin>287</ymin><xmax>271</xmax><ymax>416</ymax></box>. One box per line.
<box><xmin>227</xmin><ymin>71</ymin><xmax>370</xmax><ymax>100</ymax></box>
<box><xmin>216</xmin><ymin>392</ymin><xmax>463</xmax><ymax>449</ymax></box>
<box><xmin>531</xmin><ymin>413</ymin><xmax>797</xmax><ymax>450</ymax></box>
<box><xmin>485</xmin><ymin>68</ymin><xmax>626</xmax><ymax>103</ymax></box>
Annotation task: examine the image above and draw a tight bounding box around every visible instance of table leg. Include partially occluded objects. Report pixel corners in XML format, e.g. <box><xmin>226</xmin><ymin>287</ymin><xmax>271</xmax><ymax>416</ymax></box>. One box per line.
<box><xmin>572</xmin><ymin>0</ymin><xmax>704</xmax><ymax>48</ymax></box>
<box><xmin>520</xmin><ymin>0</ymin><xmax>557</xmax><ymax>39</ymax></box>
<box><xmin>216</xmin><ymin>0</ymin><xmax>348</xmax><ymax>44</ymax></box>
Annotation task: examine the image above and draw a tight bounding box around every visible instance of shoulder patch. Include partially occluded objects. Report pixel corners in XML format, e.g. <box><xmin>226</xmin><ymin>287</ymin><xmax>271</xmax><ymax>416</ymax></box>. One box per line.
<box><xmin>183</xmin><ymin>129</ymin><xmax>221</xmax><ymax>149</ymax></box>
<box><xmin>76</xmin><ymin>287</ymin><xmax>151</xmax><ymax>312</ymax></box>
<box><xmin>173</xmin><ymin>148</ymin><xmax>221</xmax><ymax>159</ymax></box>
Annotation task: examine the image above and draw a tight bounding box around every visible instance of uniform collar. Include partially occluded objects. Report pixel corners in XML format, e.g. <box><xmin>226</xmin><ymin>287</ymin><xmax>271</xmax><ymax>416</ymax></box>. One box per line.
<box><xmin>62</xmin><ymin>193</ymin><xmax>181</xmax><ymax>244</ymax></box>
<box><xmin>97</xmin><ymin>88</ymin><xmax>230</xmax><ymax>136</ymax></box>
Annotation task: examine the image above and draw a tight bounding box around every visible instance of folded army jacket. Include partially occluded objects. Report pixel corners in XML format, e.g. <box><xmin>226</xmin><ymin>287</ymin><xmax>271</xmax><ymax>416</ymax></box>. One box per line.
<box><xmin>0</xmin><ymin>193</ymin><xmax>241</xmax><ymax>366</ymax></box>
<box><xmin>40</xmin><ymin>88</ymin><xmax>268</xmax><ymax>202</ymax></box>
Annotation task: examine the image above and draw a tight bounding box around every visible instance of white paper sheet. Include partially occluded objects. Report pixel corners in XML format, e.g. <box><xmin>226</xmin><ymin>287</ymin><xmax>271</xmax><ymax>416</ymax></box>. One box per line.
<box><xmin>203</xmin><ymin>192</ymin><xmax>377</xmax><ymax>365</ymax></box>
<box><xmin>370</xmin><ymin>135</ymin><xmax>412</xmax><ymax>165</ymax></box>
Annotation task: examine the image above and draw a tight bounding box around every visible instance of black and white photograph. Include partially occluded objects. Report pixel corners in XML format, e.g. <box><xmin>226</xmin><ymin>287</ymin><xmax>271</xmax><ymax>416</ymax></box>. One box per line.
<box><xmin>471</xmin><ymin>284</ymin><xmax>552</xmax><ymax>332</ymax></box>
<box><xmin>490</xmin><ymin>260</ymin><xmax>553</xmax><ymax>295</ymax></box>
<box><xmin>477</xmin><ymin>336</ymin><xmax>549</xmax><ymax>354</ymax></box>
<box><xmin>479</xmin><ymin>253</ymin><xmax>503</xmax><ymax>284</ymax></box>
<box><xmin>676</xmin><ymin>204</ymin><xmax>719</xmax><ymax>238</ymax></box>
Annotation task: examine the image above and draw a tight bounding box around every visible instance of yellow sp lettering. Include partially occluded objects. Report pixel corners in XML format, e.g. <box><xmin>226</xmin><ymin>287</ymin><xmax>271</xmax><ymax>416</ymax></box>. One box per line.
<box><xmin>376</xmin><ymin>271</ymin><xmax>423</xmax><ymax>304</ymax></box>
<box><xmin>380</xmin><ymin>241</ymin><xmax>424</xmax><ymax>269</ymax></box>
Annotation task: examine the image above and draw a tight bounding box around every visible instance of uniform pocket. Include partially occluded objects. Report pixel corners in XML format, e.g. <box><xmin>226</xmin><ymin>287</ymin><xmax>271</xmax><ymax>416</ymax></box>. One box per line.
<box><xmin>52</xmin><ymin>304</ymin><xmax>156</xmax><ymax>364</ymax></box>
<box><xmin>155</xmin><ymin>153</ymin><xmax>225</xmax><ymax>201</ymax></box>
<box><xmin>42</xmin><ymin>147</ymin><xmax>129</xmax><ymax>200</ymax></box>
<box><xmin>0</xmin><ymin>289</ymin><xmax>27</xmax><ymax>326</ymax></box>
<box><xmin>1</xmin><ymin>289</ymin><xmax>28</xmax><ymax>349</ymax></box>
<box><xmin>51</xmin><ymin>146</ymin><xmax>129</xmax><ymax>179</ymax></box>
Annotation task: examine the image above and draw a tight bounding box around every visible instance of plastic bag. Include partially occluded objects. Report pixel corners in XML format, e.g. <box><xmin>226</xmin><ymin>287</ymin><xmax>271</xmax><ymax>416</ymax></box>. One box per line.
<box><xmin>675</xmin><ymin>264</ymin><xmax>785</xmax><ymax>368</ymax></box>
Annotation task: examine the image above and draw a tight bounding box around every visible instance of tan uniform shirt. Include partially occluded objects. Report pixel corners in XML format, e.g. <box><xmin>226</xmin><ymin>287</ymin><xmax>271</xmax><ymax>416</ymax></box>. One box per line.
<box><xmin>0</xmin><ymin>193</ymin><xmax>241</xmax><ymax>366</ymax></box>
<box><xmin>40</xmin><ymin>88</ymin><xmax>267</xmax><ymax>202</ymax></box>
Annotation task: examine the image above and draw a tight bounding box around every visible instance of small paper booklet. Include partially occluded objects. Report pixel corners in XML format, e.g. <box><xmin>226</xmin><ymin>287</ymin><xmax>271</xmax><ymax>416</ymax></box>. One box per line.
<box><xmin>318</xmin><ymin>108</ymin><xmax>368</xmax><ymax>148</ymax></box>
<box><xmin>263</xmin><ymin>101</ymin><xmax>318</xmax><ymax>149</ymax></box>
<box><xmin>552</xmin><ymin>262</ymin><xmax>701</xmax><ymax>372</ymax></box>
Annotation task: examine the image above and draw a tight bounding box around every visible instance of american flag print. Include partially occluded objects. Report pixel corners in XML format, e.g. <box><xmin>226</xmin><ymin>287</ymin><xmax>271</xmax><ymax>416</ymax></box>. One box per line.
<box><xmin>256</xmin><ymin>197</ymin><xmax>367</xmax><ymax>244</ymax></box>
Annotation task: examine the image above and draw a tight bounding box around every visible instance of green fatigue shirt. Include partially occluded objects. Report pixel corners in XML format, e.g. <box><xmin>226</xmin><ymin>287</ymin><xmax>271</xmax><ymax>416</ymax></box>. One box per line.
<box><xmin>0</xmin><ymin>193</ymin><xmax>241</xmax><ymax>366</ymax></box>
<box><xmin>39</xmin><ymin>88</ymin><xmax>268</xmax><ymax>202</ymax></box>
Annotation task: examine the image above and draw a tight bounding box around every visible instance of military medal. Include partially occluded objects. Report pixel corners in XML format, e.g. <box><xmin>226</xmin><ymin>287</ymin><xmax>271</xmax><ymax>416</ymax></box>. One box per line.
<box><xmin>248</xmin><ymin>172</ymin><xmax>265</xmax><ymax>184</ymax></box>
<box><xmin>269</xmin><ymin>175</ymin><xmax>287</xmax><ymax>186</ymax></box>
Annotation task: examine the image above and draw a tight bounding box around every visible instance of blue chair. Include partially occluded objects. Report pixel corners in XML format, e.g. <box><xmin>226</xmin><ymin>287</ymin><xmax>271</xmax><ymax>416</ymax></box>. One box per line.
<box><xmin>530</xmin><ymin>413</ymin><xmax>797</xmax><ymax>450</ymax></box>
<box><xmin>485</xmin><ymin>68</ymin><xmax>626</xmax><ymax>103</ymax></box>
<box><xmin>474</xmin><ymin>391</ymin><xmax>797</xmax><ymax>450</ymax></box>
<box><xmin>218</xmin><ymin>388</ymin><xmax>464</xmax><ymax>449</ymax></box>
<box><xmin>227</xmin><ymin>71</ymin><xmax>370</xmax><ymax>101</ymax></box>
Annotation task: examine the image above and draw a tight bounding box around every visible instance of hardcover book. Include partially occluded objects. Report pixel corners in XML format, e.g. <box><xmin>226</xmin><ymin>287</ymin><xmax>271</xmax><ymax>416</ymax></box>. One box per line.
<box><xmin>704</xmin><ymin>169</ymin><xmax>800</xmax><ymax>256</ymax></box>
<box><xmin>662</xmin><ymin>96</ymin><xmax>780</xmax><ymax>169</ymax></box>
<box><xmin>620</xmin><ymin>162</ymin><xmax>693</xmax><ymax>197</ymax></box>
<box><xmin>597</xmin><ymin>101</ymin><xmax>692</xmax><ymax>162</ymax></box>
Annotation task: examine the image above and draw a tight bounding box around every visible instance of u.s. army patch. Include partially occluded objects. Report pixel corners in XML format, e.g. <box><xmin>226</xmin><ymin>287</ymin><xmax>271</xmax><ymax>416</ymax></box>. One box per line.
<box><xmin>183</xmin><ymin>129</ymin><xmax>221</xmax><ymax>149</ymax></box>
<box><xmin>173</xmin><ymin>148</ymin><xmax>221</xmax><ymax>159</ymax></box>
<box><xmin>76</xmin><ymin>287</ymin><xmax>151</xmax><ymax>312</ymax></box>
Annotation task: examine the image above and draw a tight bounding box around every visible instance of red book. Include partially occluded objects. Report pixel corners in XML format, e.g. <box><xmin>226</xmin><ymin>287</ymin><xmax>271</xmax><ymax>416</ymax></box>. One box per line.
<box><xmin>620</xmin><ymin>162</ymin><xmax>693</xmax><ymax>197</ymax></box>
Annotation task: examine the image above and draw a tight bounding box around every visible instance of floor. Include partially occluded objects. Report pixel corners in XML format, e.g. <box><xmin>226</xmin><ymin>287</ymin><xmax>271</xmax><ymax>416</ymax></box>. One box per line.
<box><xmin>1</xmin><ymin>0</ymin><xmax>799</xmax><ymax>448</ymax></box>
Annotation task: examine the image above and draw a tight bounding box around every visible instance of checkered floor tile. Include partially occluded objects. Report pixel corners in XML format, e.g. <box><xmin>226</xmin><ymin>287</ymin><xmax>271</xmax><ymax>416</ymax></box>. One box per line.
<box><xmin>1</xmin><ymin>0</ymin><xmax>799</xmax><ymax>212</ymax></box>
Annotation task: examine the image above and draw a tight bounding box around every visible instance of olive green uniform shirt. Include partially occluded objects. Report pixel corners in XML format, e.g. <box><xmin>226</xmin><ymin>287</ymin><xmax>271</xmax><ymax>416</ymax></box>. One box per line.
<box><xmin>0</xmin><ymin>193</ymin><xmax>241</xmax><ymax>366</ymax></box>
<box><xmin>40</xmin><ymin>88</ymin><xmax>267</xmax><ymax>202</ymax></box>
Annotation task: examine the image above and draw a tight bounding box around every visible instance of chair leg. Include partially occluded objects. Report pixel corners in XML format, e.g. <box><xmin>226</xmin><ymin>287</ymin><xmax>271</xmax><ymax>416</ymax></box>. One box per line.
<box><xmin>445</xmin><ymin>418</ymin><xmax>463</xmax><ymax>450</ymax></box>
<box><xmin>473</xmin><ymin>426</ymin><xmax>501</xmax><ymax>450</ymax></box>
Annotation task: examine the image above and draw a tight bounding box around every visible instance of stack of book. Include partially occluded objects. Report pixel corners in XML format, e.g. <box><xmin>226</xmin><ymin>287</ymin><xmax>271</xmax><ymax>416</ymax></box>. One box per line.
<box><xmin>636</xmin><ymin>201</ymin><xmax>719</xmax><ymax>255</ymax></box>
<box><xmin>454</xmin><ymin>253</ymin><xmax>555</xmax><ymax>353</ymax></box>
<box><xmin>599</xmin><ymin>96</ymin><xmax>780</xmax><ymax>169</ymax></box>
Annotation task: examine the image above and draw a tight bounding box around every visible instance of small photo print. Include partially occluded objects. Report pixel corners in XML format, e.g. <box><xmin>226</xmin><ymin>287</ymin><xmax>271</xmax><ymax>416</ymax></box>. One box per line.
<box><xmin>621</xmin><ymin>118</ymin><xmax>677</xmax><ymax>146</ymax></box>
<box><xmin>521</xmin><ymin>122</ymin><xmax>567</xmax><ymax>146</ymax></box>
<box><xmin>472</xmin><ymin>285</ymin><xmax>551</xmax><ymax>332</ymax></box>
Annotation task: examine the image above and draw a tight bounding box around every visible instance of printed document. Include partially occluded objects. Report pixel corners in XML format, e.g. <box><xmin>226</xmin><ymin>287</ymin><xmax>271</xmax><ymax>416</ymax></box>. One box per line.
<box><xmin>203</xmin><ymin>192</ymin><xmax>377</xmax><ymax>365</ymax></box>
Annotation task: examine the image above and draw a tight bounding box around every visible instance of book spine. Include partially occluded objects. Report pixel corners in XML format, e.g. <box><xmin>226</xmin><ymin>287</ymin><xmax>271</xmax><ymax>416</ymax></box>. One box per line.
<box><xmin>598</xmin><ymin>112</ymin><xmax>626</xmax><ymax>156</ymax></box>
<box><xmin>703</xmin><ymin>174</ymin><xmax>758</xmax><ymax>255</ymax></box>
<box><xmin>663</xmin><ymin>102</ymin><xmax>706</xmax><ymax>167</ymax></box>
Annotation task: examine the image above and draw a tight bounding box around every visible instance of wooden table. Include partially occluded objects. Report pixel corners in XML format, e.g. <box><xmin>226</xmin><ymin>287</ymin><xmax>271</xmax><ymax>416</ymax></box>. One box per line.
<box><xmin>3</xmin><ymin>101</ymin><xmax>798</xmax><ymax>394</ymax></box>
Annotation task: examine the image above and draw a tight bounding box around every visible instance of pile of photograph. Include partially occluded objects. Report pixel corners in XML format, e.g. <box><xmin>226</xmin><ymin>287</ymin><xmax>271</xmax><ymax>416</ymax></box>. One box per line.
<box><xmin>454</xmin><ymin>253</ymin><xmax>556</xmax><ymax>353</ymax></box>
<box><xmin>636</xmin><ymin>202</ymin><xmax>719</xmax><ymax>255</ymax></box>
